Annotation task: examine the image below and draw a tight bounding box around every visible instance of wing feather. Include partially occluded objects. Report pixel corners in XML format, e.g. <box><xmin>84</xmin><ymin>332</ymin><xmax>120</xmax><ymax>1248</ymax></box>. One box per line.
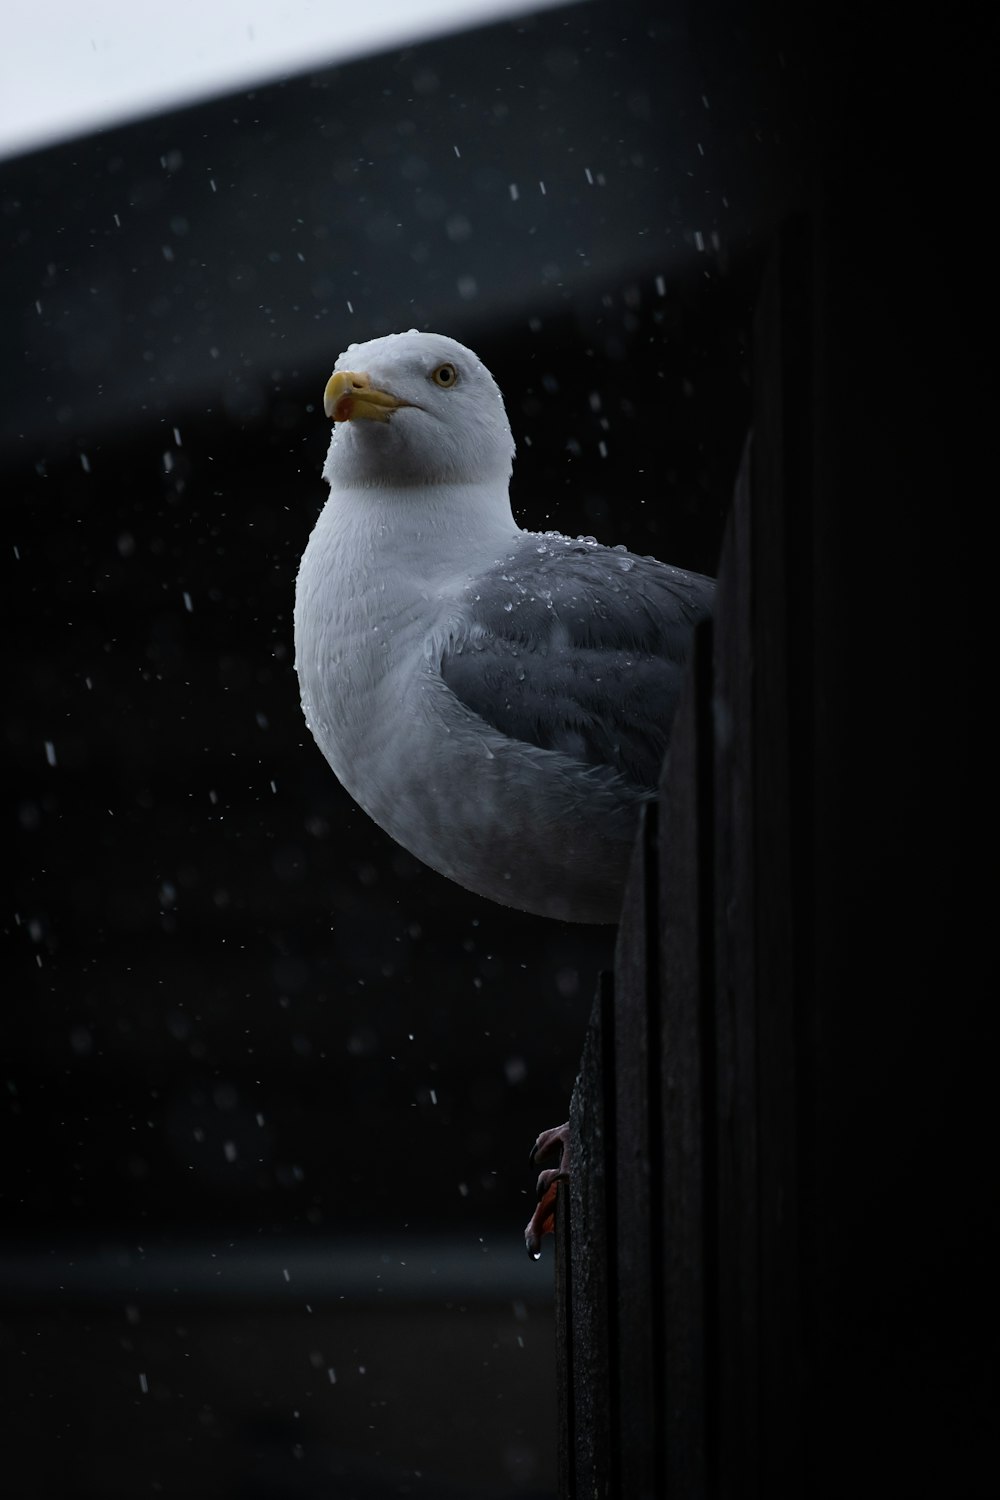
<box><xmin>437</xmin><ymin>534</ymin><xmax>714</xmax><ymax>790</ymax></box>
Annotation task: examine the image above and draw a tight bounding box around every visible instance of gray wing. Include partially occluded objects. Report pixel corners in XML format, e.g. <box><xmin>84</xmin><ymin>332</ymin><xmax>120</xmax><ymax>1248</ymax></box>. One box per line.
<box><xmin>437</xmin><ymin>532</ymin><xmax>715</xmax><ymax>791</ymax></box>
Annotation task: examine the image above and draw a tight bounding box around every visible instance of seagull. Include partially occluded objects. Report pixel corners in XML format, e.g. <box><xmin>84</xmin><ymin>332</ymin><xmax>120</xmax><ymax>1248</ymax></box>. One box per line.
<box><xmin>293</xmin><ymin>329</ymin><xmax>715</xmax><ymax>1250</ymax></box>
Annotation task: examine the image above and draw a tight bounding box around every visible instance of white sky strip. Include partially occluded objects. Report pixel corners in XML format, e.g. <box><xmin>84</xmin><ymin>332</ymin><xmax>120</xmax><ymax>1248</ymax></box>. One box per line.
<box><xmin>0</xmin><ymin>0</ymin><xmax>576</xmax><ymax>161</ymax></box>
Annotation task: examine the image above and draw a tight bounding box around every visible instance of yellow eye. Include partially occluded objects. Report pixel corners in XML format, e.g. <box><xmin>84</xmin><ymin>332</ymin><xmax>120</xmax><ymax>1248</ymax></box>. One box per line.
<box><xmin>430</xmin><ymin>362</ymin><xmax>458</xmax><ymax>388</ymax></box>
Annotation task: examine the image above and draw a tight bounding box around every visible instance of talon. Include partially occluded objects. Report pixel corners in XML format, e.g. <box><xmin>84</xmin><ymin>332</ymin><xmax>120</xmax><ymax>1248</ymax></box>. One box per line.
<box><xmin>529</xmin><ymin>1121</ymin><xmax>571</xmax><ymax>1168</ymax></box>
<box><xmin>535</xmin><ymin>1165</ymin><xmax>567</xmax><ymax>1200</ymax></box>
<box><xmin>524</xmin><ymin>1180</ymin><xmax>560</xmax><ymax>1257</ymax></box>
<box><xmin>524</xmin><ymin>1120</ymin><xmax>572</xmax><ymax>1257</ymax></box>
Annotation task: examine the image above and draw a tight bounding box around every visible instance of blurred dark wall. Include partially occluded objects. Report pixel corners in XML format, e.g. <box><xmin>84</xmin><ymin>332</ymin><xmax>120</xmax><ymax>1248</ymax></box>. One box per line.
<box><xmin>1</xmin><ymin>8</ymin><xmax>783</xmax><ymax>1490</ymax></box>
<box><xmin>4</xmin><ymin>0</ymin><xmax>787</xmax><ymax>1255</ymax></box>
<box><xmin>2</xmin><ymin>0</ymin><xmax>798</xmax><ymax>455</ymax></box>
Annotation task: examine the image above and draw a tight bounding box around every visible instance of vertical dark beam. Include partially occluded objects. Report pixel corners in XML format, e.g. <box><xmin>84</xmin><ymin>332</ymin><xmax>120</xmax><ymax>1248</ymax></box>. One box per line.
<box><xmin>800</xmin><ymin>19</ymin><xmax>987</xmax><ymax>1490</ymax></box>
<box><xmin>749</xmin><ymin>219</ymin><xmax>811</xmax><ymax>1492</ymax></box>
<box><xmin>658</xmin><ymin>617</ymin><xmax>716</xmax><ymax>1495</ymax></box>
<box><xmin>555</xmin><ymin>1170</ymin><xmax>575</xmax><ymax>1500</ymax></box>
<box><xmin>707</xmin><ymin>219</ymin><xmax>814</xmax><ymax>1495</ymax></box>
<box><xmin>568</xmin><ymin>973</ymin><xmax>618</xmax><ymax>1499</ymax></box>
<box><xmin>711</xmin><ymin>436</ymin><xmax>760</xmax><ymax>1497</ymax></box>
<box><xmin>613</xmin><ymin>803</ymin><xmax>663</xmax><ymax>1500</ymax></box>
<box><xmin>806</xmin><ymin>141</ymin><xmax>970</xmax><ymax>1491</ymax></box>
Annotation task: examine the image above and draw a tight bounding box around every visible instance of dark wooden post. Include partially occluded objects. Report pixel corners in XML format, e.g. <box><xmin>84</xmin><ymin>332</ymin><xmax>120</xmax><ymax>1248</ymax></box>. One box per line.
<box><xmin>658</xmin><ymin>618</ymin><xmax>716</xmax><ymax>1496</ymax></box>
<box><xmin>710</xmin><ymin>218</ymin><xmax>814</xmax><ymax>1497</ymax></box>
<box><xmin>554</xmin><ymin>193</ymin><xmax>985</xmax><ymax>1496</ymax></box>
<box><xmin>562</xmin><ymin>973</ymin><xmax>617</xmax><ymax>1499</ymax></box>
<box><xmin>611</xmin><ymin>802</ymin><xmax>663</xmax><ymax>1500</ymax></box>
<box><xmin>554</xmin><ymin>217</ymin><xmax>815</xmax><ymax>1499</ymax></box>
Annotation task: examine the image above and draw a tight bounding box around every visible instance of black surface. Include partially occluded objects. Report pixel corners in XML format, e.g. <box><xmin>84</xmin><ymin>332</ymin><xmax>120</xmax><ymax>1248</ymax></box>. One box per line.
<box><xmin>10</xmin><ymin>1</ymin><xmax>987</xmax><ymax>1495</ymax></box>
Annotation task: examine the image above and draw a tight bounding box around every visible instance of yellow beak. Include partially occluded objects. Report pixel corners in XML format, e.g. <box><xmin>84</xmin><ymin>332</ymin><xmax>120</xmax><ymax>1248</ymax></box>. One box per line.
<box><xmin>323</xmin><ymin>369</ymin><xmax>410</xmax><ymax>423</ymax></box>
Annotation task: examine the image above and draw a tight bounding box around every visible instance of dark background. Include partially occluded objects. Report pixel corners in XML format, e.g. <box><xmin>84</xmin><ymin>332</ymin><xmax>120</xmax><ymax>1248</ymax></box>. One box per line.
<box><xmin>3</xmin><ymin>3</ymin><xmax>986</xmax><ymax>1496</ymax></box>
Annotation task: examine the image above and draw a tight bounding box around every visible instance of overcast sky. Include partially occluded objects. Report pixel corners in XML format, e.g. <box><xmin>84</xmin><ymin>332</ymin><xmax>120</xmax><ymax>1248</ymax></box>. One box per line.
<box><xmin>1</xmin><ymin>0</ymin><xmax>571</xmax><ymax>160</ymax></box>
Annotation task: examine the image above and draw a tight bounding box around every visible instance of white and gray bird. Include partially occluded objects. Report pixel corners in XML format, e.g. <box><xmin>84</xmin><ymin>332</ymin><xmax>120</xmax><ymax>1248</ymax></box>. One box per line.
<box><xmin>294</xmin><ymin>330</ymin><xmax>714</xmax><ymax>925</ymax></box>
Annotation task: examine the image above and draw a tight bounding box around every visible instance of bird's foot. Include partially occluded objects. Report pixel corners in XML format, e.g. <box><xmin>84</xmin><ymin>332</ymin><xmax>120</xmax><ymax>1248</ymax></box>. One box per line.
<box><xmin>524</xmin><ymin>1121</ymin><xmax>571</xmax><ymax>1258</ymax></box>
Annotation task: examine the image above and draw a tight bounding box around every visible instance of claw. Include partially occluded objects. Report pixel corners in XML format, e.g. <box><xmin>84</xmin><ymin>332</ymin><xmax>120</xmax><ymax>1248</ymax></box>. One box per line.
<box><xmin>528</xmin><ymin>1121</ymin><xmax>571</xmax><ymax>1167</ymax></box>
<box><xmin>524</xmin><ymin>1181</ymin><xmax>560</xmax><ymax>1258</ymax></box>
<box><xmin>524</xmin><ymin>1121</ymin><xmax>572</xmax><ymax>1257</ymax></box>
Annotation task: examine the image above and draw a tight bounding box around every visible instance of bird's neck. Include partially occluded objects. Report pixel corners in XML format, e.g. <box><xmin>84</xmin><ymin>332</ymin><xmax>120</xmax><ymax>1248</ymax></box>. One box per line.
<box><xmin>319</xmin><ymin>479</ymin><xmax>522</xmax><ymax>583</ymax></box>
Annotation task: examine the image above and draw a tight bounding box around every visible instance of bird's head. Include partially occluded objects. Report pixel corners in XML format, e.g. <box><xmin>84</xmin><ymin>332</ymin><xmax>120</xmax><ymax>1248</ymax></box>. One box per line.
<box><xmin>321</xmin><ymin>330</ymin><xmax>515</xmax><ymax>490</ymax></box>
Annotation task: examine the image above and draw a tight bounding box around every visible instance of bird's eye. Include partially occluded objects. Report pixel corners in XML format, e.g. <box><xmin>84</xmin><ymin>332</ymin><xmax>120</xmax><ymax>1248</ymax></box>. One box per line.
<box><xmin>430</xmin><ymin>362</ymin><xmax>458</xmax><ymax>388</ymax></box>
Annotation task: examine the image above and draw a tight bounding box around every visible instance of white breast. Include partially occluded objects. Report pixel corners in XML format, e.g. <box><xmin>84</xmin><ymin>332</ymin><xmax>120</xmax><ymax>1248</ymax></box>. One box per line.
<box><xmin>293</xmin><ymin>480</ymin><xmax>643</xmax><ymax>922</ymax></box>
<box><xmin>294</xmin><ymin>480</ymin><xmax>519</xmax><ymax>790</ymax></box>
